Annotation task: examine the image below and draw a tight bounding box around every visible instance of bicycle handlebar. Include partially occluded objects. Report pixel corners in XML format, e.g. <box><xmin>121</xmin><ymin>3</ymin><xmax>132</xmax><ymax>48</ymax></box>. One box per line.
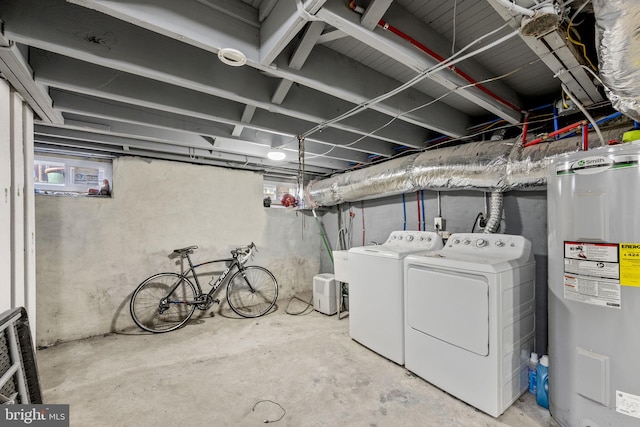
<box><xmin>233</xmin><ymin>242</ymin><xmax>256</xmax><ymax>265</ymax></box>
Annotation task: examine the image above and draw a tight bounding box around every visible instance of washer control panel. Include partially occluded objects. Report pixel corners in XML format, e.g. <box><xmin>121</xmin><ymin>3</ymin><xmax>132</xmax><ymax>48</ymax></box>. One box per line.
<box><xmin>384</xmin><ymin>231</ymin><xmax>443</xmax><ymax>249</ymax></box>
<box><xmin>444</xmin><ymin>233</ymin><xmax>530</xmax><ymax>258</ymax></box>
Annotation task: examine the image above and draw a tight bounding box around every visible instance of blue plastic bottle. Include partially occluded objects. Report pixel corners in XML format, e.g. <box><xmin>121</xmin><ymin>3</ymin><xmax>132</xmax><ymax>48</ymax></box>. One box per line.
<box><xmin>528</xmin><ymin>352</ymin><xmax>539</xmax><ymax>394</ymax></box>
<box><xmin>536</xmin><ymin>355</ymin><xmax>549</xmax><ymax>409</ymax></box>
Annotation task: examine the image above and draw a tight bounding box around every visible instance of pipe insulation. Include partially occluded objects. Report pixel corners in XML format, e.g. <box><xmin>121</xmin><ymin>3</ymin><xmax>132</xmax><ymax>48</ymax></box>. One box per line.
<box><xmin>593</xmin><ymin>0</ymin><xmax>640</xmax><ymax>122</ymax></box>
<box><xmin>305</xmin><ymin>130</ymin><xmax>622</xmax><ymax>208</ymax></box>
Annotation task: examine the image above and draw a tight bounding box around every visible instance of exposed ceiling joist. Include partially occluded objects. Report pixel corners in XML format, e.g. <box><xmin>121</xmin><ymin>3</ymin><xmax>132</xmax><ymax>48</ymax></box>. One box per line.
<box><xmin>316</xmin><ymin>0</ymin><xmax>523</xmax><ymax>124</ymax></box>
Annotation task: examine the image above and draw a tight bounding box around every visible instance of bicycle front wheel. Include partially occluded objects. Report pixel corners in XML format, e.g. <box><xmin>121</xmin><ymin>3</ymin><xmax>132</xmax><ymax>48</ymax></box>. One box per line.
<box><xmin>130</xmin><ymin>273</ymin><xmax>197</xmax><ymax>333</ymax></box>
<box><xmin>227</xmin><ymin>266</ymin><xmax>278</xmax><ymax>317</ymax></box>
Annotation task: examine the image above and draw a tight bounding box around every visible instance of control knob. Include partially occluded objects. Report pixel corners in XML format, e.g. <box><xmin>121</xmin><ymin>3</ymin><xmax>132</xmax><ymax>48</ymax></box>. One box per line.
<box><xmin>476</xmin><ymin>238</ymin><xmax>487</xmax><ymax>247</ymax></box>
<box><xmin>463</xmin><ymin>239</ymin><xmax>471</xmax><ymax>245</ymax></box>
<box><xmin>406</xmin><ymin>235</ymin><xmax>414</xmax><ymax>242</ymax></box>
<box><xmin>495</xmin><ymin>240</ymin><xmax>505</xmax><ymax>247</ymax></box>
<box><xmin>452</xmin><ymin>239</ymin><xmax>460</xmax><ymax>244</ymax></box>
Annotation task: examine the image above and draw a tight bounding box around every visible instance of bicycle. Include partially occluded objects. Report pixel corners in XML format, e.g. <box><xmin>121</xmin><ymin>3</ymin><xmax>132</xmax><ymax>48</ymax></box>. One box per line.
<box><xmin>130</xmin><ymin>243</ymin><xmax>278</xmax><ymax>333</ymax></box>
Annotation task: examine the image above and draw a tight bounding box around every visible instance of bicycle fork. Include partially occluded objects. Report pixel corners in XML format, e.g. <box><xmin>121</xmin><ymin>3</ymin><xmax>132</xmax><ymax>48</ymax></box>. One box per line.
<box><xmin>238</xmin><ymin>269</ymin><xmax>256</xmax><ymax>293</ymax></box>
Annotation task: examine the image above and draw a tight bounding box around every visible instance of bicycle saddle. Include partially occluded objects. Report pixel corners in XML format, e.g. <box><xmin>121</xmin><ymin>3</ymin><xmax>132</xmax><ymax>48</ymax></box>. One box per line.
<box><xmin>173</xmin><ymin>245</ymin><xmax>198</xmax><ymax>254</ymax></box>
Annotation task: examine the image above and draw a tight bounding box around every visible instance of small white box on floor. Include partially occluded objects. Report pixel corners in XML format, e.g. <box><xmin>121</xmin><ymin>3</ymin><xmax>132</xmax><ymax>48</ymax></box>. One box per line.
<box><xmin>313</xmin><ymin>273</ymin><xmax>337</xmax><ymax>315</ymax></box>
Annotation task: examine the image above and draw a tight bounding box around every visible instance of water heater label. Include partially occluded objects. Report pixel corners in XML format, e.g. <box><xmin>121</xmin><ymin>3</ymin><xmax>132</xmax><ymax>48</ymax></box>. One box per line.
<box><xmin>563</xmin><ymin>242</ymin><xmax>621</xmax><ymax>309</ymax></box>
<box><xmin>556</xmin><ymin>154</ymin><xmax>640</xmax><ymax>175</ymax></box>
<box><xmin>620</xmin><ymin>243</ymin><xmax>640</xmax><ymax>287</ymax></box>
<box><xmin>617</xmin><ymin>390</ymin><xmax>640</xmax><ymax>419</ymax></box>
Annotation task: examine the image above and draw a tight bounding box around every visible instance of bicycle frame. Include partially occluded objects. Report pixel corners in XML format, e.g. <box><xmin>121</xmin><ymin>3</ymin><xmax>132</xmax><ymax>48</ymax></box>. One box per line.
<box><xmin>166</xmin><ymin>252</ymin><xmax>253</xmax><ymax>306</ymax></box>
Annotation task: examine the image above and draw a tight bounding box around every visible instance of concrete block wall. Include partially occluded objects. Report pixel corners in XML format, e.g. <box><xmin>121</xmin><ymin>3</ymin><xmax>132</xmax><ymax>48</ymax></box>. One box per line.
<box><xmin>317</xmin><ymin>190</ymin><xmax>549</xmax><ymax>355</ymax></box>
<box><xmin>35</xmin><ymin>156</ymin><xmax>322</xmax><ymax>346</ymax></box>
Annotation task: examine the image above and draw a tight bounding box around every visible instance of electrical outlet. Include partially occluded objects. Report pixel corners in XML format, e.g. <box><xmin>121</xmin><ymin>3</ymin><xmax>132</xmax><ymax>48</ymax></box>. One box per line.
<box><xmin>434</xmin><ymin>216</ymin><xmax>444</xmax><ymax>230</ymax></box>
<box><xmin>476</xmin><ymin>213</ymin><xmax>486</xmax><ymax>229</ymax></box>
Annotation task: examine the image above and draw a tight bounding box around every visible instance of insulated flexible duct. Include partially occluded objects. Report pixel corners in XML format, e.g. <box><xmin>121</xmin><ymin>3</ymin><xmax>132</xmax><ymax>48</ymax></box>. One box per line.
<box><xmin>483</xmin><ymin>191</ymin><xmax>503</xmax><ymax>234</ymax></box>
<box><xmin>306</xmin><ymin>138</ymin><xmax>574</xmax><ymax>207</ymax></box>
<box><xmin>305</xmin><ymin>125</ymin><xmax>629</xmax><ymax>208</ymax></box>
<box><xmin>593</xmin><ymin>0</ymin><xmax>640</xmax><ymax>121</ymax></box>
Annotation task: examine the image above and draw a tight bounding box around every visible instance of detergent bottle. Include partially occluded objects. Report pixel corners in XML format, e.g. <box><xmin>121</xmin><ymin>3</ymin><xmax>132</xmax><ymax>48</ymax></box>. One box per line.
<box><xmin>528</xmin><ymin>352</ymin><xmax>539</xmax><ymax>394</ymax></box>
<box><xmin>536</xmin><ymin>355</ymin><xmax>549</xmax><ymax>409</ymax></box>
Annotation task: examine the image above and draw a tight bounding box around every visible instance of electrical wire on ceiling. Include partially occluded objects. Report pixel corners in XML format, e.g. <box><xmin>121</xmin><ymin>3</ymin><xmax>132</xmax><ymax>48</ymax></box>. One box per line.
<box><xmin>565</xmin><ymin>0</ymin><xmax>597</xmax><ymax>71</ymax></box>
<box><xmin>295</xmin><ymin>22</ymin><xmax>519</xmax><ymax>142</ymax></box>
<box><xmin>305</xmin><ymin>57</ymin><xmax>543</xmax><ymax>160</ymax></box>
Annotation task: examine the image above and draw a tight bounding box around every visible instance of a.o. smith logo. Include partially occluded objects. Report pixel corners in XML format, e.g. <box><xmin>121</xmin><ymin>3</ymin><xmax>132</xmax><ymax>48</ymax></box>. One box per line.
<box><xmin>570</xmin><ymin>156</ymin><xmax>613</xmax><ymax>175</ymax></box>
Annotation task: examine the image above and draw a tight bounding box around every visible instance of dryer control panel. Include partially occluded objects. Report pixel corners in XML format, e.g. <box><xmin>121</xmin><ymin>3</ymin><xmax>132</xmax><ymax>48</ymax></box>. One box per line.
<box><xmin>384</xmin><ymin>231</ymin><xmax>443</xmax><ymax>250</ymax></box>
<box><xmin>443</xmin><ymin>233</ymin><xmax>532</xmax><ymax>261</ymax></box>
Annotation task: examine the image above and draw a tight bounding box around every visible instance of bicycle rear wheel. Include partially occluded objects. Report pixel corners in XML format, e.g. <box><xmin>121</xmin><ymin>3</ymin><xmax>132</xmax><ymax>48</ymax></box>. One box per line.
<box><xmin>130</xmin><ymin>273</ymin><xmax>197</xmax><ymax>333</ymax></box>
<box><xmin>227</xmin><ymin>266</ymin><xmax>278</xmax><ymax>317</ymax></box>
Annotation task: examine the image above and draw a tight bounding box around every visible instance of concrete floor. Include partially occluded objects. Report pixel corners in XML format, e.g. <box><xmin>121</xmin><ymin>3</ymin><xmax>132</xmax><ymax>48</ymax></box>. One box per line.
<box><xmin>37</xmin><ymin>296</ymin><xmax>559</xmax><ymax>427</ymax></box>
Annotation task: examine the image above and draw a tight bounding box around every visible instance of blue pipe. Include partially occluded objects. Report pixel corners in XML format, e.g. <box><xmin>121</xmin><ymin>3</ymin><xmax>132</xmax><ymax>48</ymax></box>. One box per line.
<box><xmin>635</xmin><ymin>121</ymin><xmax>639</xmax><ymax>129</ymax></box>
<box><xmin>553</xmin><ymin>106</ymin><xmax>559</xmax><ymax>140</ymax></box>
<box><xmin>530</xmin><ymin>103</ymin><xmax>553</xmax><ymax>112</ymax></box>
<box><xmin>420</xmin><ymin>190</ymin><xmax>426</xmax><ymax>231</ymax></box>
<box><xmin>402</xmin><ymin>193</ymin><xmax>407</xmax><ymax>231</ymax></box>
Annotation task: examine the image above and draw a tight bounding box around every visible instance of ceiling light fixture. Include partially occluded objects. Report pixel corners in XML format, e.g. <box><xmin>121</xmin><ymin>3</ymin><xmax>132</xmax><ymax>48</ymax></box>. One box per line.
<box><xmin>520</xmin><ymin>5</ymin><xmax>561</xmax><ymax>37</ymax></box>
<box><xmin>218</xmin><ymin>48</ymin><xmax>247</xmax><ymax>67</ymax></box>
<box><xmin>267</xmin><ymin>149</ymin><xmax>286</xmax><ymax>161</ymax></box>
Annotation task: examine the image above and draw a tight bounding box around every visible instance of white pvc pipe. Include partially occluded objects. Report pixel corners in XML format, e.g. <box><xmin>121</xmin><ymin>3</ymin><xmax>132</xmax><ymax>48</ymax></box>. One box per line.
<box><xmin>494</xmin><ymin>0</ymin><xmax>535</xmax><ymax>16</ymax></box>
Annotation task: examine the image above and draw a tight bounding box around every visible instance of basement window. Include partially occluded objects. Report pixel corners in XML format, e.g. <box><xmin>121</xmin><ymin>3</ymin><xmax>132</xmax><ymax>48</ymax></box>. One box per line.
<box><xmin>34</xmin><ymin>154</ymin><xmax>113</xmax><ymax>197</ymax></box>
<box><xmin>263</xmin><ymin>180</ymin><xmax>298</xmax><ymax>207</ymax></box>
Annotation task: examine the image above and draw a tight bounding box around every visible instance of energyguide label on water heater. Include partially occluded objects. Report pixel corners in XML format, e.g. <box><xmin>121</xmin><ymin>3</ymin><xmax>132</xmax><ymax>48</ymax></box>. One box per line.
<box><xmin>619</xmin><ymin>243</ymin><xmax>640</xmax><ymax>287</ymax></box>
<box><xmin>563</xmin><ymin>242</ymin><xmax>621</xmax><ymax>309</ymax></box>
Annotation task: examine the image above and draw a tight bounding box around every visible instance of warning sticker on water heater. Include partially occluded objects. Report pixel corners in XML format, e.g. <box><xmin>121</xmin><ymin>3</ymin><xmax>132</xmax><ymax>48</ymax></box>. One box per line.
<box><xmin>563</xmin><ymin>242</ymin><xmax>621</xmax><ymax>309</ymax></box>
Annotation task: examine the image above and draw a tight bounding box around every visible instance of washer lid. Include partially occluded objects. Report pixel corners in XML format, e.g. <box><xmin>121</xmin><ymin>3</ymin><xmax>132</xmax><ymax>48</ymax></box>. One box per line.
<box><xmin>349</xmin><ymin>230</ymin><xmax>444</xmax><ymax>258</ymax></box>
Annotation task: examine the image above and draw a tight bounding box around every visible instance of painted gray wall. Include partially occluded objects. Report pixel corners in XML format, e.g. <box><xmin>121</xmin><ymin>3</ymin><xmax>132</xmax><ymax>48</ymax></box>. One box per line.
<box><xmin>318</xmin><ymin>190</ymin><xmax>549</xmax><ymax>355</ymax></box>
<box><xmin>35</xmin><ymin>156</ymin><xmax>322</xmax><ymax>346</ymax></box>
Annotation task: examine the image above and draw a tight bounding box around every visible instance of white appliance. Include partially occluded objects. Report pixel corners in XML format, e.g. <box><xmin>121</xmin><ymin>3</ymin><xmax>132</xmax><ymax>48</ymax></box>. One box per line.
<box><xmin>404</xmin><ymin>233</ymin><xmax>535</xmax><ymax>417</ymax></box>
<box><xmin>332</xmin><ymin>250</ymin><xmax>349</xmax><ymax>283</ymax></box>
<box><xmin>547</xmin><ymin>142</ymin><xmax>640</xmax><ymax>427</ymax></box>
<box><xmin>313</xmin><ymin>273</ymin><xmax>337</xmax><ymax>315</ymax></box>
<box><xmin>348</xmin><ymin>230</ymin><xmax>443</xmax><ymax>365</ymax></box>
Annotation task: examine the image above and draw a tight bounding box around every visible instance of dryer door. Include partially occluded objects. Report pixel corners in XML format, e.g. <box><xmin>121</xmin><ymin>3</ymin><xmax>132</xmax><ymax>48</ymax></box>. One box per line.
<box><xmin>406</xmin><ymin>266</ymin><xmax>490</xmax><ymax>356</ymax></box>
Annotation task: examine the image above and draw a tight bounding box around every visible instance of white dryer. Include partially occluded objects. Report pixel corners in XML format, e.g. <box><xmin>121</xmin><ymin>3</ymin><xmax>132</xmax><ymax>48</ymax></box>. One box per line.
<box><xmin>348</xmin><ymin>230</ymin><xmax>443</xmax><ymax>365</ymax></box>
<box><xmin>404</xmin><ymin>233</ymin><xmax>535</xmax><ymax>417</ymax></box>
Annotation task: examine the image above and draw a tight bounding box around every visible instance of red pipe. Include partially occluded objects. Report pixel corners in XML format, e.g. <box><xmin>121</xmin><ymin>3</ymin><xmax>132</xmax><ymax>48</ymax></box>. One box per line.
<box><xmin>582</xmin><ymin>124</ymin><xmax>589</xmax><ymax>151</ymax></box>
<box><xmin>523</xmin><ymin>121</ymin><xmax>586</xmax><ymax>147</ymax></box>
<box><xmin>377</xmin><ymin>19</ymin><xmax>522</xmax><ymax>113</ymax></box>
<box><xmin>416</xmin><ymin>191</ymin><xmax>421</xmax><ymax>231</ymax></box>
<box><xmin>521</xmin><ymin>114</ymin><xmax>529</xmax><ymax>144</ymax></box>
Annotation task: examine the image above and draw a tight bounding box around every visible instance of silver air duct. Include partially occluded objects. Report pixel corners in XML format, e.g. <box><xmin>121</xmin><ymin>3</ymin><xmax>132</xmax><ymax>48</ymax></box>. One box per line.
<box><xmin>305</xmin><ymin>122</ymin><xmax>631</xmax><ymax>208</ymax></box>
<box><xmin>306</xmin><ymin>137</ymin><xmax>582</xmax><ymax>207</ymax></box>
<box><xmin>593</xmin><ymin>0</ymin><xmax>640</xmax><ymax>121</ymax></box>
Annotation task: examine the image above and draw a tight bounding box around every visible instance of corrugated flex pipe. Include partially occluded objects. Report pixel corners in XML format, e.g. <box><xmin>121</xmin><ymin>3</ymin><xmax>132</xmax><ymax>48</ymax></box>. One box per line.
<box><xmin>483</xmin><ymin>191</ymin><xmax>503</xmax><ymax>234</ymax></box>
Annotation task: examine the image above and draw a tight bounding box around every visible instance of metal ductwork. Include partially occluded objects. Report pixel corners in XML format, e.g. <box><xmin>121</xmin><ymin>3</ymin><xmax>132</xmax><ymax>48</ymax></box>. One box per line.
<box><xmin>304</xmin><ymin>130</ymin><xmax>623</xmax><ymax>208</ymax></box>
<box><xmin>593</xmin><ymin>0</ymin><xmax>640</xmax><ymax>122</ymax></box>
